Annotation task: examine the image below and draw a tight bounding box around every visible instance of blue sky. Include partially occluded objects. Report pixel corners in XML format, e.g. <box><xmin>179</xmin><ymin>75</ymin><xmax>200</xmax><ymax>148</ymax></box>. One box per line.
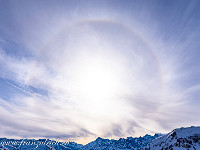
<box><xmin>0</xmin><ymin>0</ymin><xmax>200</xmax><ymax>144</ymax></box>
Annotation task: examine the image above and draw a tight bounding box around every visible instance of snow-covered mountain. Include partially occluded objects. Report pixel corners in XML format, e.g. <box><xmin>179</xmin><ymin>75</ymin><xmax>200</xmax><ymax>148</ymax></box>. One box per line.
<box><xmin>143</xmin><ymin>126</ymin><xmax>200</xmax><ymax>150</ymax></box>
<box><xmin>0</xmin><ymin>138</ymin><xmax>83</xmax><ymax>150</ymax></box>
<box><xmin>1</xmin><ymin>126</ymin><xmax>200</xmax><ymax>150</ymax></box>
<box><xmin>82</xmin><ymin>134</ymin><xmax>161</xmax><ymax>150</ymax></box>
<box><xmin>0</xmin><ymin>134</ymin><xmax>160</xmax><ymax>150</ymax></box>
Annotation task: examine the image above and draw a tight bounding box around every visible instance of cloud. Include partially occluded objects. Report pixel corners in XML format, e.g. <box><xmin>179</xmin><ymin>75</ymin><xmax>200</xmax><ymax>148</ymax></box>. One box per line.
<box><xmin>0</xmin><ymin>0</ymin><xmax>200</xmax><ymax>144</ymax></box>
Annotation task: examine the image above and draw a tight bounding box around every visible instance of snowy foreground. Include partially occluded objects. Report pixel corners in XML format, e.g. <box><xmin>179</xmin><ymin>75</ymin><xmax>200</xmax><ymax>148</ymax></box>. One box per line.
<box><xmin>143</xmin><ymin>126</ymin><xmax>200</xmax><ymax>150</ymax></box>
<box><xmin>0</xmin><ymin>126</ymin><xmax>200</xmax><ymax>150</ymax></box>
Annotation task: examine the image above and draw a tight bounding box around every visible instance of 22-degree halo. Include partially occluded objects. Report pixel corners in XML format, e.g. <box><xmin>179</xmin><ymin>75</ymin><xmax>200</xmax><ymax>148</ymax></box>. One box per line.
<box><xmin>38</xmin><ymin>19</ymin><xmax>163</xmax><ymax>107</ymax></box>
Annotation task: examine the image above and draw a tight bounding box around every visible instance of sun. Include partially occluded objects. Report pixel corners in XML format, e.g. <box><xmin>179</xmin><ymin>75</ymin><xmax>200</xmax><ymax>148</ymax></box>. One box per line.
<box><xmin>79</xmin><ymin>62</ymin><xmax>116</xmax><ymax>99</ymax></box>
<box><xmin>71</xmin><ymin>58</ymin><xmax>120</xmax><ymax>103</ymax></box>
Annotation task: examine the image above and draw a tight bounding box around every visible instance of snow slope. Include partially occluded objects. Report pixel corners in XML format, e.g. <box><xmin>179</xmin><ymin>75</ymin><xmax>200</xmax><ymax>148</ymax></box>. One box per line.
<box><xmin>143</xmin><ymin>126</ymin><xmax>200</xmax><ymax>150</ymax></box>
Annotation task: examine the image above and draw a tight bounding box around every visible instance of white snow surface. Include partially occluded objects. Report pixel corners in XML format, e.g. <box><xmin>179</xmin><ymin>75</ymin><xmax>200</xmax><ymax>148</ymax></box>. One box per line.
<box><xmin>143</xmin><ymin>126</ymin><xmax>200</xmax><ymax>150</ymax></box>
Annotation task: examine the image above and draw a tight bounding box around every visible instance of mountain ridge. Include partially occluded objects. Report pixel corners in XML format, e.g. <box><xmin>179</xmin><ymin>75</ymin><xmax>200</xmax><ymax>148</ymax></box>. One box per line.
<box><xmin>143</xmin><ymin>126</ymin><xmax>200</xmax><ymax>150</ymax></box>
<box><xmin>0</xmin><ymin>126</ymin><xmax>200</xmax><ymax>150</ymax></box>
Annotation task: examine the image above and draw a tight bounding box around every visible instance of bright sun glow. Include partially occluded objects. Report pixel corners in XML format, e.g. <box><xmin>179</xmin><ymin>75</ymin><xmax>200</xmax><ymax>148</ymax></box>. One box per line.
<box><xmin>72</xmin><ymin>59</ymin><xmax>120</xmax><ymax>102</ymax></box>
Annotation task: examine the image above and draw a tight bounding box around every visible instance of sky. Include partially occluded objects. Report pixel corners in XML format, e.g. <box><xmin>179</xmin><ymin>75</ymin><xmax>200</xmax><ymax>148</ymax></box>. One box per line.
<box><xmin>0</xmin><ymin>0</ymin><xmax>200</xmax><ymax>144</ymax></box>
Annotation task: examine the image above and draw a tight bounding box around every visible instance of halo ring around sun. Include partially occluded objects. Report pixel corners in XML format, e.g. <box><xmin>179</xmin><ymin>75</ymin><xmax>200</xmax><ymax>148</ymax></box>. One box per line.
<box><xmin>38</xmin><ymin>19</ymin><xmax>163</xmax><ymax>107</ymax></box>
